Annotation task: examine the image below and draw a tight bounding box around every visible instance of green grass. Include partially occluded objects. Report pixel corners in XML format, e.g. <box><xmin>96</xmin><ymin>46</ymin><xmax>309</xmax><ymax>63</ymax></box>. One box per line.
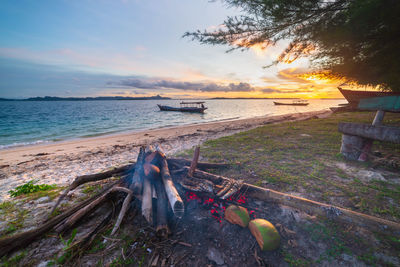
<box><xmin>282</xmin><ymin>250</ymin><xmax>310</xmax><ymax>267</ymax></box>
<box><xmin>192</xmin><ymin>111</ymin><xmax>400</xmax><ymax>222</ymax></box>
<box><xmin>8</xmin><ymin>180</ymin><xmax>57</xmax><ymax>198</ymax></box>
<box><xmin>0</xmin><ymin>251</ymin><xmax>27</xmax><ymax>267</ymax></box>
<box><xmin>0</xmin><ymin>201</ymin><xmax>29</xmax><ymax>237</ymax></box>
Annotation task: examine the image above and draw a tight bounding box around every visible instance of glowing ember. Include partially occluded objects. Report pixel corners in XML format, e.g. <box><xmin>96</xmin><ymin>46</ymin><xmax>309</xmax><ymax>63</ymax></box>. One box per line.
<box><xmin>185</xmin><ymin>191</ymin><xmax>257</xmax><ymax>223</ymax></box>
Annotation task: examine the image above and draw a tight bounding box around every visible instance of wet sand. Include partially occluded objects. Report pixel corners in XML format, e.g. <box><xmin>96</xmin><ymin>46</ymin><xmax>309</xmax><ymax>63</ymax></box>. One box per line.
<box><xmin>0</xmin><ymin>110</ymin><xmax>331</xmax><ymax>202</ymax></box>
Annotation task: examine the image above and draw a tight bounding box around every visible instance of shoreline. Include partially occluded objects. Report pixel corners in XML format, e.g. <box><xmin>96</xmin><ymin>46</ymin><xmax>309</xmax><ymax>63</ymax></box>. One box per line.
<box><xmin>0</xmin><ymin>115</ymin><xmax>245</xmax><ymax>151</ymax></box>
<box><xmin>0</xmin><ymin>110</ymin><xmax>331</xmax><ymax>202</ymax></box>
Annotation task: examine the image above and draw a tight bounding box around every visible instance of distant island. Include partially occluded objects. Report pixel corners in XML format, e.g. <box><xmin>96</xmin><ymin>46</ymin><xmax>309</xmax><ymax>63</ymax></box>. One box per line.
<box><xmin>0</xmin><ymin>95</ymin><xmax>171</xmax><ymax>101</ymax></box>
<box><xmin>210</xmin><ymin>97</ymin><xmax>299</xmax><ymax>100</ymax></box>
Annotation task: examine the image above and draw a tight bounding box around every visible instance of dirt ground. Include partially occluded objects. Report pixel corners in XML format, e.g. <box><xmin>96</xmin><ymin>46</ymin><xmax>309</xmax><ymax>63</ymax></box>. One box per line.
<box><xmin>1</xmin><ymin>180</ymin><xmax>399</xmax><ymax>267</ymax></box>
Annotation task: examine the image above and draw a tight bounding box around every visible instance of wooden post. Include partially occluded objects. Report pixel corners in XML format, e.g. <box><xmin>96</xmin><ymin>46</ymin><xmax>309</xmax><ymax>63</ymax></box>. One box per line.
<box><xmin>188</xmin><ymin>146</ymin><xmax>200</xmax><ymax>177</ymax></box>
<box><xmin>340</xmin><ymin>134</ymin><xmax>365</xmax><ymax>160</ymax></box>
<box><xmin>358</xmin><ymin>110</ymin><xmax>385</xmax><ymax>161</ymax></box>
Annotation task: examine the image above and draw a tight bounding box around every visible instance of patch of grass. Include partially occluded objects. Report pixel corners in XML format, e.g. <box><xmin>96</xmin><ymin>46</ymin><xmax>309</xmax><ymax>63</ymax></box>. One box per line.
<box><xmin>0</xmin><ymin>251</ymin><xmax>27</xmax><ymax>267</ymax></box>
<box><xmin>303</xmin><ymin>222</ymin><xmax>352</xmax><ymax>263</ymax></box>
<box><xmin>282</xmin><ymin>250</ymin><xmax>310</xmax><ymax>267</ymax></box>
<box><xmin>0</xmin><ymin>201</ymin><xmax>17</xmax><ymax>216</ymax></box>
<box><xmin>8</xmin><ymin>180</ymin><xmax>57</xmax><ymax>198</ymax></box>
<box><xmin>0</xmin><ymin>207</ymin><xmax>28</xmax><ymax>236</ymax></box>
<box><xmin>82</xmin><ymin>184</ymin><xmax>102</xmax><ymax>196</ymax></box>
<box><xmin>48</xmin><ymin>229</ymin><xmax>78</xmax><ymax>266</ymax></box>
<box><xmin>110</xmin><ymin>256</ymin><xmax>135</xmax><ymax>267</ymax></box>
<box><xmin>357</xmin><ymin>251</ymin><xmax>378</xmax><ymax>266</ymax></box>
<box><xmin>188</xmin><ymin>112</ymin><xmax>400</xmax><ymax>222</ymax></box>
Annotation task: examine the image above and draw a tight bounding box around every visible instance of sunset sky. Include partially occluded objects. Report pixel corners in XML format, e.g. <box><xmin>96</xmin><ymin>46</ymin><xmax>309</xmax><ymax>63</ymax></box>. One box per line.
<box><xmin>0</xmin><ymin>0</ymin><xmax>344</xmax><ymax>99</ymax></box>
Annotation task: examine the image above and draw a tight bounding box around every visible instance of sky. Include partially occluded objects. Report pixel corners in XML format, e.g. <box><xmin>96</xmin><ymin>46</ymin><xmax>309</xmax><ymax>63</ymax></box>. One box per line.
<box><xmin>0</xmin><ymin>0</ymin><xmax>344</xmax><ymax>99</ymax></box>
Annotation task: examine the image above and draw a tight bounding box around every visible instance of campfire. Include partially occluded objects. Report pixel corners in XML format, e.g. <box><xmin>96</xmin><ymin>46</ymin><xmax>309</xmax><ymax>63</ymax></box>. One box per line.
<box><xmin>1</xmin><ymin>145</ymin><xmax>399</xmax><ymax>263</ymax></box>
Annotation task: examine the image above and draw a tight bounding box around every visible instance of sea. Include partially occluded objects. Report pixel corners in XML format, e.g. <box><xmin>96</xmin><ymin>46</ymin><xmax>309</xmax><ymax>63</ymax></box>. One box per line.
<box><xmin>0</xmin><ymin>99</ymin><xmax>347</xmax><ymax>149</ymax></box>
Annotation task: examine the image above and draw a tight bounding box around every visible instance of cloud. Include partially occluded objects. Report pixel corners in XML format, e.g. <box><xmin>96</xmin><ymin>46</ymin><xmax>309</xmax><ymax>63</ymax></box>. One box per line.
<box><xmin>261</xmin><ymin>88</ymin><xmax>282</xmax><ymax>93</ymax></box>
<box><xmin>276</xmin><ymin>68</ymin><xmax>311</xmax><ymax>83</ymax></box>
<box><xmin>111</xmin><ymin>79</ymin><xmax>255</xmax><ymax>92</ymax></box>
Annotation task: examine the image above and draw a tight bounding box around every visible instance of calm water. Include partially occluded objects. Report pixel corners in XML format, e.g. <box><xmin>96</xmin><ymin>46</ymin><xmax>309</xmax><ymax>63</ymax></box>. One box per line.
<box><xmin>0</xmin><ymin>99</ymin><xmax>346</xmax><ymax>149</ymax></box>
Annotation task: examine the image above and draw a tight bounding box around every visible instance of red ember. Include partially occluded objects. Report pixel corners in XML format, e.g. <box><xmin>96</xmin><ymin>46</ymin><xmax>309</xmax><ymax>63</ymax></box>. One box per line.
<box><xmin>185</xmin><ymin>191</ymin><xmax>257</xmax><ymax>223</ymax></box>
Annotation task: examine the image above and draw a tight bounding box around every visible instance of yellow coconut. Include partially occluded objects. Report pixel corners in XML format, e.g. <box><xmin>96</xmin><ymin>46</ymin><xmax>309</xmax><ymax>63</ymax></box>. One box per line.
<box><xmin>224</xmin><ymin>205</ymin><xmax>250</xmax><ymax>227</ymax></box>
<box><xmin>248</xmin><ymin>219</ymin><xmax>280</xmax><ymax>251</ymax></box>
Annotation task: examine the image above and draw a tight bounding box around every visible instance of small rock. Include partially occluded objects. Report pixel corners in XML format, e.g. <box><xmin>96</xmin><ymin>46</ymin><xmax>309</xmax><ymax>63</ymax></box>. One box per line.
<box><xmin>342</xmin><ymin>254</ymin><xmax>353</xmax><ymax>261</ymax></box>
<box><xmin>36</xmin><ymin>196</ymin><xmax>50</xmax><ymax>203</ymax></box>
<box><xmin>357</xmin><ymin>170</ymin><xmax>386</xmax><ymax>182</ymax></box>
<box><xmin>300</xmin><ymin>134</ymin><xmax>312</xmax><ymax>137</ymax></box>
<box><xmin>206</xmin><ymin>247</ymin><xmax>225</xmax><ymax>265</ymax></box>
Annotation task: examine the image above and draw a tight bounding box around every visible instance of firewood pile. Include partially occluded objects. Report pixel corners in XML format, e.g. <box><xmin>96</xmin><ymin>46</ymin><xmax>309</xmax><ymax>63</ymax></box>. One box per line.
<box><xmin>0</xmin><ymin>145</ymin><xmax>239</xmax><ymax>257</ymax></box>
<box><xmin>1</xmin><ymin>145</ymin><xmax>400</xmax><ymax>260</ymax></box>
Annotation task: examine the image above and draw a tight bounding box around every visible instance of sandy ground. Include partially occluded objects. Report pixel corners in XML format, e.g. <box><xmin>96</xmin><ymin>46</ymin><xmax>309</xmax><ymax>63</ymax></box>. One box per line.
<box><xmin>0</xmin><ymin>110</ymin><xmax>331</xmax><ymax>202</ymax></box>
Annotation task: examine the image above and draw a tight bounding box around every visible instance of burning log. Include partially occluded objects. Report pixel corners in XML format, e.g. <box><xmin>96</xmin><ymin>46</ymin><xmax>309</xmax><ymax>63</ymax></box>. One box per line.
<box><xmin>128</xmin><ymin>146</ymin><xmax>145</xmax><ymax>194</ymax></box>
<box><xmin>153</xmin><ymin>175</ymin><xmax>170</xmax><ymax>238</ymax></box>
<box><xmin>159</xmin><ymin>150</ymin><xmax>184</xmax><ymax>218</ymax></box>
<box><xmin>141</xmin><ymin>163</ymin><xmax>155</xmax><ymax>224</ymax></box>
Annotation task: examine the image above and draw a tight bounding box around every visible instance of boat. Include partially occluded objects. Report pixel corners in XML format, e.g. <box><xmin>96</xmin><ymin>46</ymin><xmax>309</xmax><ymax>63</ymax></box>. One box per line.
<box><xmin>273</xmin><ymin>100</ymin><xmax>309</xmax><ymax>106</ymax></box>
<box><xmin>157</xmin><ymin>101</ymin><xmax>207</xmax><ymax>113</ymax></box>
<box><xmin>338</xmin><ymin>87</ymin><xmax>400</xmax><ymax>106</ymax></box>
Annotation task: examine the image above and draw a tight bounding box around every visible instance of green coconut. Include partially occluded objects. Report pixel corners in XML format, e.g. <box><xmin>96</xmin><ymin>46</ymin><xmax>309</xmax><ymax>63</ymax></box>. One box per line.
<box><xmin>248</xmin><ymin>219</ymin><xmax>280</xmax><ymax>251</ymax></box>
<box><xmin>224</xmin><ymin>205</ymin><xmax>250</xmax><ymax>227</ymax></box>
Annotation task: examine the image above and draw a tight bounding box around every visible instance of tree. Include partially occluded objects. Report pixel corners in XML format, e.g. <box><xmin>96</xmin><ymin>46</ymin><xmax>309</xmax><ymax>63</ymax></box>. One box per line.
<box><xmin>184</xmin><ymin>0</ymin><xmax>400</xmax><ymax>91</ymax></box>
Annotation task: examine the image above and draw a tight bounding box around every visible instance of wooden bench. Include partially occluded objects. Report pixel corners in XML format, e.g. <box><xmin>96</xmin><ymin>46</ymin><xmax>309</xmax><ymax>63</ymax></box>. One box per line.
<box><xmin>338</xmin><ymin>96</ymin><xmax>400</xmax><ymax>161</ymax></box>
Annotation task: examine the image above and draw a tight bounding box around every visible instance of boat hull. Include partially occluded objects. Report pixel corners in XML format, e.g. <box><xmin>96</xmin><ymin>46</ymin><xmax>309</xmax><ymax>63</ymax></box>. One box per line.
<box><xmin>338</xmin><ymin>88</ymin><xmax>400</xmax><ymax>105</ymax></box>
<box><xmin>273</xmin><ymin>102</ymin><xmax>309</xmax><ymax>106</ymax></box>
<box><xmin>157</xmin><ymin>105</ymin><xmax>207</xmax><ymax>113</ymax></box>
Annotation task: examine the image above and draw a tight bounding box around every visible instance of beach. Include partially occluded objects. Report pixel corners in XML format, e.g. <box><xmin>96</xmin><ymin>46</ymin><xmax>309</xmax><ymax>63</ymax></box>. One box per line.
<box><xmin>0</xmin><ymin>110</ymin><xmax>331</xmax><ymax>202</ymax></box>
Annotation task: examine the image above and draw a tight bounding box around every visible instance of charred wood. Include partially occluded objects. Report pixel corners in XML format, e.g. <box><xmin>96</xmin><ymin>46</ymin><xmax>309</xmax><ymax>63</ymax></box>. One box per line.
<box><xmin>188</xmin><ymin>146</ymin><xmax>200</xmax><ymax>177</ymax></box>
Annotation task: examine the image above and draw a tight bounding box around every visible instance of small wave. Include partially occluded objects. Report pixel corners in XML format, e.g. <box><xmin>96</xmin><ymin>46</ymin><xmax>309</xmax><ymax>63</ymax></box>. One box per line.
<box><xmin>0</xmin><ymin>140</ymin><xmax>51</xmax><ymax>150</ymax></box>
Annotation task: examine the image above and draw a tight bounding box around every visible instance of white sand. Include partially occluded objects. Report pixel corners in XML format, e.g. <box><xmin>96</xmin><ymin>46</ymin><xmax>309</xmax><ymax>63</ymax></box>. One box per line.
<box><xmin>0</xmin><ymin>110</ymin><xmax>331</xmax><ymax>202</ymax></box>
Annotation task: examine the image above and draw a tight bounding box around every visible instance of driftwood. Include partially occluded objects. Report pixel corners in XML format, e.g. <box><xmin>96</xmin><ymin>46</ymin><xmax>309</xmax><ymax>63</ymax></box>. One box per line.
<box><xmin>338</xmin><ymin>122</ymin><xmax>400</xmax><ymax>143</ymax></box>
<box><xmin>110</xmin><ymin>187</ymin><xmax>133</xmax><ymax>236</ymax></box>
<box><xmin>49</xmin><ymin>164</ymin><xmax>132</xmax><ymax>216</ymax></box>
<box><xmin>0</xmin><ymin>181</ymin><xmax>119</xmax><ymax>257</ymax></box>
